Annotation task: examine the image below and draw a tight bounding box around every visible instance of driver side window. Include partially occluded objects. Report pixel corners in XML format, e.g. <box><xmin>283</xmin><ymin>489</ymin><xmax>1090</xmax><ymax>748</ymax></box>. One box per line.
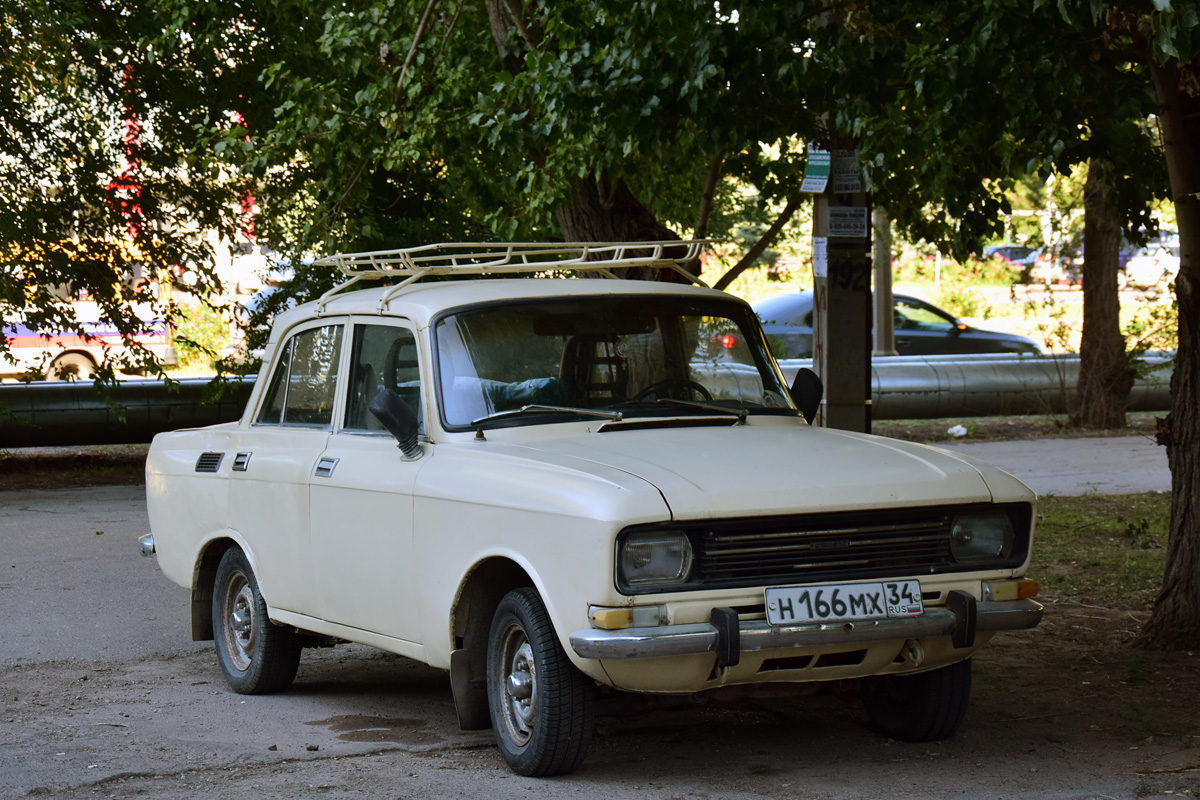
<box><xmin>894</xmin><ymin>299</ymin><xmax>954</xmax><ymax>332</ymax></box>
<box><xmin>344</xmin><ymin>324</ymin><xmax>423</xmax><ymax>433</ymax></box>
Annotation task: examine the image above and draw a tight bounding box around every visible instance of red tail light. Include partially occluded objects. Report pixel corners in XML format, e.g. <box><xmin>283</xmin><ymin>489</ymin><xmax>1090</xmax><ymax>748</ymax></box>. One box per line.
<box><xmin>712</xmin><ymin>333</ymin><xmax>740</xmax><ymax>350</ymax></box>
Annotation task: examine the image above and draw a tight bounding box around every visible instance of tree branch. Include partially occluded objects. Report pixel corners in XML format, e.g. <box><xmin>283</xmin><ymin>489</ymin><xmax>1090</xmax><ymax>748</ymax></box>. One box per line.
<box><xmin>712</xmin><ymin>191</ymin><xmax>804</xmax><ymax>291</ymax></box>
<box><xmin>503</xmin><ymin>0</ymin><xmax>544</xmax><ymax>50</ymax></box>
<box><xmin>694</xmin><ymin>149</ymin><xmax>725</xmax><ymax>241</ymax></box>
<box><xmin>394</xmin><ymin>0</ymin><xmax>439</xmax><ymax>108</ymax></box>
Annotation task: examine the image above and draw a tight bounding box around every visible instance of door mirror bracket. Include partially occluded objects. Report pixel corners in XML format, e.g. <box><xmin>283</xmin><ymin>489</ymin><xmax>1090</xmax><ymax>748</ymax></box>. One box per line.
<box><xmin>368</xmin><ymin>388</ymin><xmax>424</xmax><ymax>461</ymax></box>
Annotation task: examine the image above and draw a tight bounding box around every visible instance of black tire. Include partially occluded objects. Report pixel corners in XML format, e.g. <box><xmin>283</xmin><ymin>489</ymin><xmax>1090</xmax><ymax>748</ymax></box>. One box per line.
<box><xmin>212</xmin><ymin>547</ymin><xmax>301</xmax><ymax>694</ymax></box>
<box><xmin>486</xmin><ymin>587</ymin><xmax>595</xmax><ymax>776</ymax></box>
<box><xmin>49</xmin><ymin>352</ymin><xmax>95</xmax><ymax>381</ymax></box>
<box><xmin>862</xmin><ymin>658</ymin><xmax>972</xmax><ymax>742</ymax></box>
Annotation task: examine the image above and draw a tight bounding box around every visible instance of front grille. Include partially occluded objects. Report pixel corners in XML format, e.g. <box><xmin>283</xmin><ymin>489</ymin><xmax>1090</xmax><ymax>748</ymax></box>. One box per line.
<box><xmin>696</xmin><ymin>513</ymin><xmax>954</xmax><ymax>587</ymax></box>
<box><xmin>617</xmin><ymin>503</ymin><xmax>1032</xmax><ymax>594</ymax></box>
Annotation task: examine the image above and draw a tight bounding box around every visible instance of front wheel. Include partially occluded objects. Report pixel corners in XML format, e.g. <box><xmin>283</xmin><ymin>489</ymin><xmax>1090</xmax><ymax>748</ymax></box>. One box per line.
<box><xmin>212</xmin><ymin>546</ymin><xmax>301</xmax><ymax>694</ymax></box>
<box><xmin>862</xmin><ymin>658</ymin><xmax>971</xmax><ymax>742</ymax></box>
<box><xmin>486</xmin><ymin>587</ymin><xmax>595</xmax><ymax>776</ymax></box>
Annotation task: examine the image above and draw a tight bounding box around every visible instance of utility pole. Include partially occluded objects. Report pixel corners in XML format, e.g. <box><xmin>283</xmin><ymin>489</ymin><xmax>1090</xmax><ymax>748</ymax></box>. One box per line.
<box><xmin>811</xmin><ymin>150</ymin><xmax>872</xmax><ymax>432</ymax></box>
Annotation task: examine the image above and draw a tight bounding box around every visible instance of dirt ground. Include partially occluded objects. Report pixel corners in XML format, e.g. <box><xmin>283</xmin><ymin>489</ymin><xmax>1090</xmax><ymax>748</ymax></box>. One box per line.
<box><xmin>3</xmin><ymin>603</ymin><xmax>1197</xmax><ymax>800</ymax></box>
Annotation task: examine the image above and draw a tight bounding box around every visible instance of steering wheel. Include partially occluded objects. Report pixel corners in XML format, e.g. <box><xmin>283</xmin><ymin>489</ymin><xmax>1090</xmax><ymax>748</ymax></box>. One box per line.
<box><xmin>632</xmin><ymin>379</ymin><xmax>714</xmax><ymax>403</ymax></box>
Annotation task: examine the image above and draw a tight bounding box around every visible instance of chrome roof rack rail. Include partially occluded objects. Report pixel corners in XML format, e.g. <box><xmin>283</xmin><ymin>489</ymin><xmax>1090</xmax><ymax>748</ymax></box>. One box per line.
<box><xmin>311</xmin><ymin>240</ymin><xmax>710</xmax><ymax>313</ymax></box>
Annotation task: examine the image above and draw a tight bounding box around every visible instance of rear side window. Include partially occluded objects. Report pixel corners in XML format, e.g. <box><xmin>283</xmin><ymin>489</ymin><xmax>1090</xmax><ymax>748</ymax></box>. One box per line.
<box><xmin>256</xmin><ymin>324</ymin><xmax>344</xmax><ymax>427</ymax></box>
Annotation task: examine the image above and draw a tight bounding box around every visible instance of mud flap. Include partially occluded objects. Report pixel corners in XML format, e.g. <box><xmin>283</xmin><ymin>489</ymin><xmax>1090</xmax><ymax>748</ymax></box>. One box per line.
<box><xmin>450</xmin><ymin>648</ymin><xmax>492</xmax><ymax>730</ymax></box>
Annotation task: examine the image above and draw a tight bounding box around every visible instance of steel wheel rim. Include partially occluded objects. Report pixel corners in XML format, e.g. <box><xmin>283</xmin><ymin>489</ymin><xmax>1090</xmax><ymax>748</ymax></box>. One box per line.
<box><xmin>498</xmin><ymin>622</ymin><xmax>537</xmax><ymax>746</ymax></box>
<box><xmin>221</xmin><ymin>571</ymin><xmax>256</xmax><ymax>672</ymax></box>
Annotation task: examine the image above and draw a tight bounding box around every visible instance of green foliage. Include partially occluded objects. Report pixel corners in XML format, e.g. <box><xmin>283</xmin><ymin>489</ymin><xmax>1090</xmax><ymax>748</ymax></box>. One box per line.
<box><xmin>1015</xmin><ymin>284</ymin><xmax>1076</xmax><ymax>354</ymax></box>
<box><xmin>1034</xmin><ymin>493</ymin><xmax>1170</xmax><ymax>610</ymax></box>
<box><xmin>0</xmin><ymin>0</ymin><xmax>242</xmax><ymax>378</ymax></box>
<box><xmin>894</xmin><ymin>254</ymin><xmax>1021</xmax><ymax>288</ymax></box>
<box><xmin>172</xmin><ymin>302</ymin><xmax>231</xmax><ymax>371</ymax></box>
<box><xmin>0</xmin><ymin>0</ymin><xmax>1183</xmax><ymax>387</ymax></box>
<box><xmin>935</xmin><ymin>286</ymin><xmax>990</xmax><ymax>319</ymax></box>
<box><xmin>1124</xmin><ymin>289</ymin><xmax>1179</xmax><ymax>355</ymax></box>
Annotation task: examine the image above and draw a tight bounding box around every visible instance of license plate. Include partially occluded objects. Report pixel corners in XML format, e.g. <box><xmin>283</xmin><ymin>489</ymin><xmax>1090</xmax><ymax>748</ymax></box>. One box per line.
<box><xmin>765</xmin><ymin>580</ymin><xmax>923</xmax><ymax>626</ymax></box>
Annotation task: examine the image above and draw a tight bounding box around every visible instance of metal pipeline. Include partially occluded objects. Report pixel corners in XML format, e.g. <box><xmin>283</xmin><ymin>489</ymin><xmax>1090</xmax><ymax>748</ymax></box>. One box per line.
<box><xmin>0</xmin><ymin>377</ymin><xmax>255</xmax><ymax>448</ymax></box>
<box><xmin>0</xmin><ymin>353</ymin><xmax>1175</xmax><ymax>447</ymax></box>
<box><xmin>775</xmin><ymin>352</ymin><xmax>1173</xmax><ymax>421</ymax></box>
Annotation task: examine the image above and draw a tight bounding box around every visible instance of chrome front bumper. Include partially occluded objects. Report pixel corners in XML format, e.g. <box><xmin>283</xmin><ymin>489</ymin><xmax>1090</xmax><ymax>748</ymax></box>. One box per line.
<box><xmin>569</xmin><ymin>594</ymin><xmax>1043</xmax><ymax>663</ymax></box>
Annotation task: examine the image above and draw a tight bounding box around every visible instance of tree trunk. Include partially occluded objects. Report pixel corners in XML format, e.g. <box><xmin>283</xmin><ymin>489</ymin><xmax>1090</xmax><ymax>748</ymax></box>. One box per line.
<box><xmin>1070</xmin><ymin>157</ymin><xmax>1133</xmax><ymax>429</ymax></box>
<box><xmin>1135</xmin><ymin>59</ymin><xmax>1200</xmax><ymax>651</ymax></box>
<box><xmin>555</xmin><ymin>176</ymin><xmax>692</xmax><ymax>282</ymax></box>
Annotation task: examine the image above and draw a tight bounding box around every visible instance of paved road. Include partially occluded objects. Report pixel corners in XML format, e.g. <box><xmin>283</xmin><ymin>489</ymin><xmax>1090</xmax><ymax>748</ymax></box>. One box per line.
<box><xmin>938</xmin><ymin>434</ymin><xmax>1170</xmax><ymax>496</ymax></box>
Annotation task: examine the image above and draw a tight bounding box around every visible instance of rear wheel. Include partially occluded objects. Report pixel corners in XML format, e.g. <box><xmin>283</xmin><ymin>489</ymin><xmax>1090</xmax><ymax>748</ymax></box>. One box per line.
<box><xmin>49</xmin><ymin>352</ymin><xmax>95</xmax><ymax>381</ymax></box>
<box><xmin>862</xmin><ymin>659</ymin><xmax>971</xmax><ymax>742</ymax></box>
<box><xmin>486</xmin><ymin>587</ymin><xmax>595</xmax><ymax>776</ymax></box>
<box><xmin>212</xmin><ymin>547</ymin><xmax>301</xmax><ymax>694</ymax></box>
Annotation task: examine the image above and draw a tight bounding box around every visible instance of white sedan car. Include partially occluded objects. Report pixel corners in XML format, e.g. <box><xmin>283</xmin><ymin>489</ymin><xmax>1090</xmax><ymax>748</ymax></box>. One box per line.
<box><xmin>1124</xmin><ymin>238</ymin><xmax>1180</xmax><ymax>289</ymax></box>
<box><xmin>141</xmin><ymin>242</ymin><xmax>1042</xmax><ymax>776</ymax></box>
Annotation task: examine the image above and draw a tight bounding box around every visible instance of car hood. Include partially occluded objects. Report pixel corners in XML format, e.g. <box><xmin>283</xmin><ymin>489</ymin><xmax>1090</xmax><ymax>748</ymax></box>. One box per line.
<box><xmin>502</xmin><ymin>418</ymin><xmax>1027</xmax><ymax>521</ymax></box>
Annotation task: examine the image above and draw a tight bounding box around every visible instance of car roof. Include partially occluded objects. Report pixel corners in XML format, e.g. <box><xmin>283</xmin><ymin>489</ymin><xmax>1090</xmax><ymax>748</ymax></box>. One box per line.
<box><xmin>264</xmin><ymin>277</ymin><xmax>746</xmax><ymax>346</ymax></box>
<box><xmin>752</xmin><ymin>290</ymin><xmax>933</xmax><ymax>318</ymax></box>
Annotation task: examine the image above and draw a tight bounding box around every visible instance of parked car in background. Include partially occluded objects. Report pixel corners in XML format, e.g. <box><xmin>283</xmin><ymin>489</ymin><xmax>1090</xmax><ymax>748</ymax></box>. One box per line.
<box><xmin>983</xmin><ymin>244</ymin><xmax>1035</xmax><ymax>263</ymax></box>
<box><xmin>1027</xmin><ymin>248</ymin><xmax>1082</xmax><ymax>286</ymax></box>
<box><xmin>982</xmin><ymin>244</ymin><xmax>1039</xmax><ymax>282</ymax></box>
<box><xmin>1123</xmin><ymin>236</ymin><xmax>1180</xmax><ymax>289</ymax></box>
<box><xmin>141</xmin><ymin>242</ymin><xmax>1042</xmax><ymax>777</ymax></box>
<box><xmin>740</xmin><ymin>291</ymin><xmax>1043</xmax><ymax>360</ymax></box>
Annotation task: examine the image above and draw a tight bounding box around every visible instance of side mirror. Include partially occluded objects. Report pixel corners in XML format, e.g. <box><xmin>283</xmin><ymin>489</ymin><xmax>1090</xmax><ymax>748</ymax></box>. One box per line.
<box><xmin>789</xmin><ymin>368</ymin><xmax>823</xmax><ymax>425</ymax></box>
<box><xmin>368</xmin><ymin>387</ymin><xmax>423</xmax><ymax>460</ymax></box>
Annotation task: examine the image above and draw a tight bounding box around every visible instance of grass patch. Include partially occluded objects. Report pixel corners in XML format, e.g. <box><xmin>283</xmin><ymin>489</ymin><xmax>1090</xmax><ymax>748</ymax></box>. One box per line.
<box><xmin>872</xmin><ymin>412</ymin><xmax>1161</xmax><ymax>443</ymax></box>
<box><xmin>1034</xmin><ymin>492</ymin><xmax>1169</xmax><ymax>609</ymax></box>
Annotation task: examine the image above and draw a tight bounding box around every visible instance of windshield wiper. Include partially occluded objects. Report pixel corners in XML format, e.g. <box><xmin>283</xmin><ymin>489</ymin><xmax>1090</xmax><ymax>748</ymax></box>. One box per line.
<box><xmin>615</xmin><ymin>397</ymin><xmax>748</xmax><ymax>424</ymax></box>
<box><xmin>471</xmin><ymin>404</ymin><xmax>624</xmax><ymax>426</ymax></box>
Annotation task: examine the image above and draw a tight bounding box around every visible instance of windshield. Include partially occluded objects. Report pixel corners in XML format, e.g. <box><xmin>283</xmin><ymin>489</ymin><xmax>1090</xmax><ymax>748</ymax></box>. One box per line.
<box><xmin>434</xmin><ymin>295</ymin><xmax>797</xmax><ymax>429</ymax></box>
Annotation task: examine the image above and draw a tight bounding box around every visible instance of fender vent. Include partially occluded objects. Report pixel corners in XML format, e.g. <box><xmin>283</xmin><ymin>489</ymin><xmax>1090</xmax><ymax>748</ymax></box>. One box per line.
<box><xmin>195</xmin><ymin>452</ymin><xmax>224</xmax><ymax>473</ymax></box>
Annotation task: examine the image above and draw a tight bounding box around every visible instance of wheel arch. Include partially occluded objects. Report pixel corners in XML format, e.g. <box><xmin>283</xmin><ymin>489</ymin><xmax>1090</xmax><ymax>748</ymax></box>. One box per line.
<box><xmin>190</xmin><ymin>536</ymin><xmax>241</xmax><ymax>641</ymax></box>
<box><xmin>48</xmin><ymin>349</ymin><xmax>98</xmax><ymax>378</ymax></box>
<box><xmin>50</xmin><ymin>349</ymin><xmax>98</xmax><ymax>364</ymax></box>
<box><xmin>448</xmin><ymin>557</ymin><xmax>535</xmax><ymax>731</ymax></box>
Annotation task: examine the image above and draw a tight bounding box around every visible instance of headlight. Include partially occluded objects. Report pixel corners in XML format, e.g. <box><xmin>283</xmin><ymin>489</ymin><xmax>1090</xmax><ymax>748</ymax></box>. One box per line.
<box><xmin>619</xmin><ymin>531</ymin><xmax>694</xmax><ymax>590</ymax></box>
<box><xmin>951</xmin><ymin>513</ymin><xmax>1014</xmax><ymax>562</ymax></box>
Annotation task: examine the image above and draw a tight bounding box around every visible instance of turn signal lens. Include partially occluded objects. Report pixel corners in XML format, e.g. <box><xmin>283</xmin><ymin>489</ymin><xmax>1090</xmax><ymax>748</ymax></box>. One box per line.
<box><xmin>984</xmin><ymin>578</ymin><xmax>1040</xmax><ymax>601</ymax></box>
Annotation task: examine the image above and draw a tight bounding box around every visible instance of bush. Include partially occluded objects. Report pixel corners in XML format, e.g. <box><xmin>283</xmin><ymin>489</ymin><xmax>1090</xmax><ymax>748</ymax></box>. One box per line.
<box><xmin>894</xmin><ymin>254</ymin><xmax>1021</xmax><ymax>287</ymax></box>
<box><xmin>935</xmin><ymin>286</ymin><xmax>991</xmax><ymax>319</ymax></box>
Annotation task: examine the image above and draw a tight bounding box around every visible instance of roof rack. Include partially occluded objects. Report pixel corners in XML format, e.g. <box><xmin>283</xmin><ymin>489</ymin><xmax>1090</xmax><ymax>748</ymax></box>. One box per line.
<box><xmin>312</xmin><ymin>240</ymin><xmax>710</xmax><ymax>312</ymax></box>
